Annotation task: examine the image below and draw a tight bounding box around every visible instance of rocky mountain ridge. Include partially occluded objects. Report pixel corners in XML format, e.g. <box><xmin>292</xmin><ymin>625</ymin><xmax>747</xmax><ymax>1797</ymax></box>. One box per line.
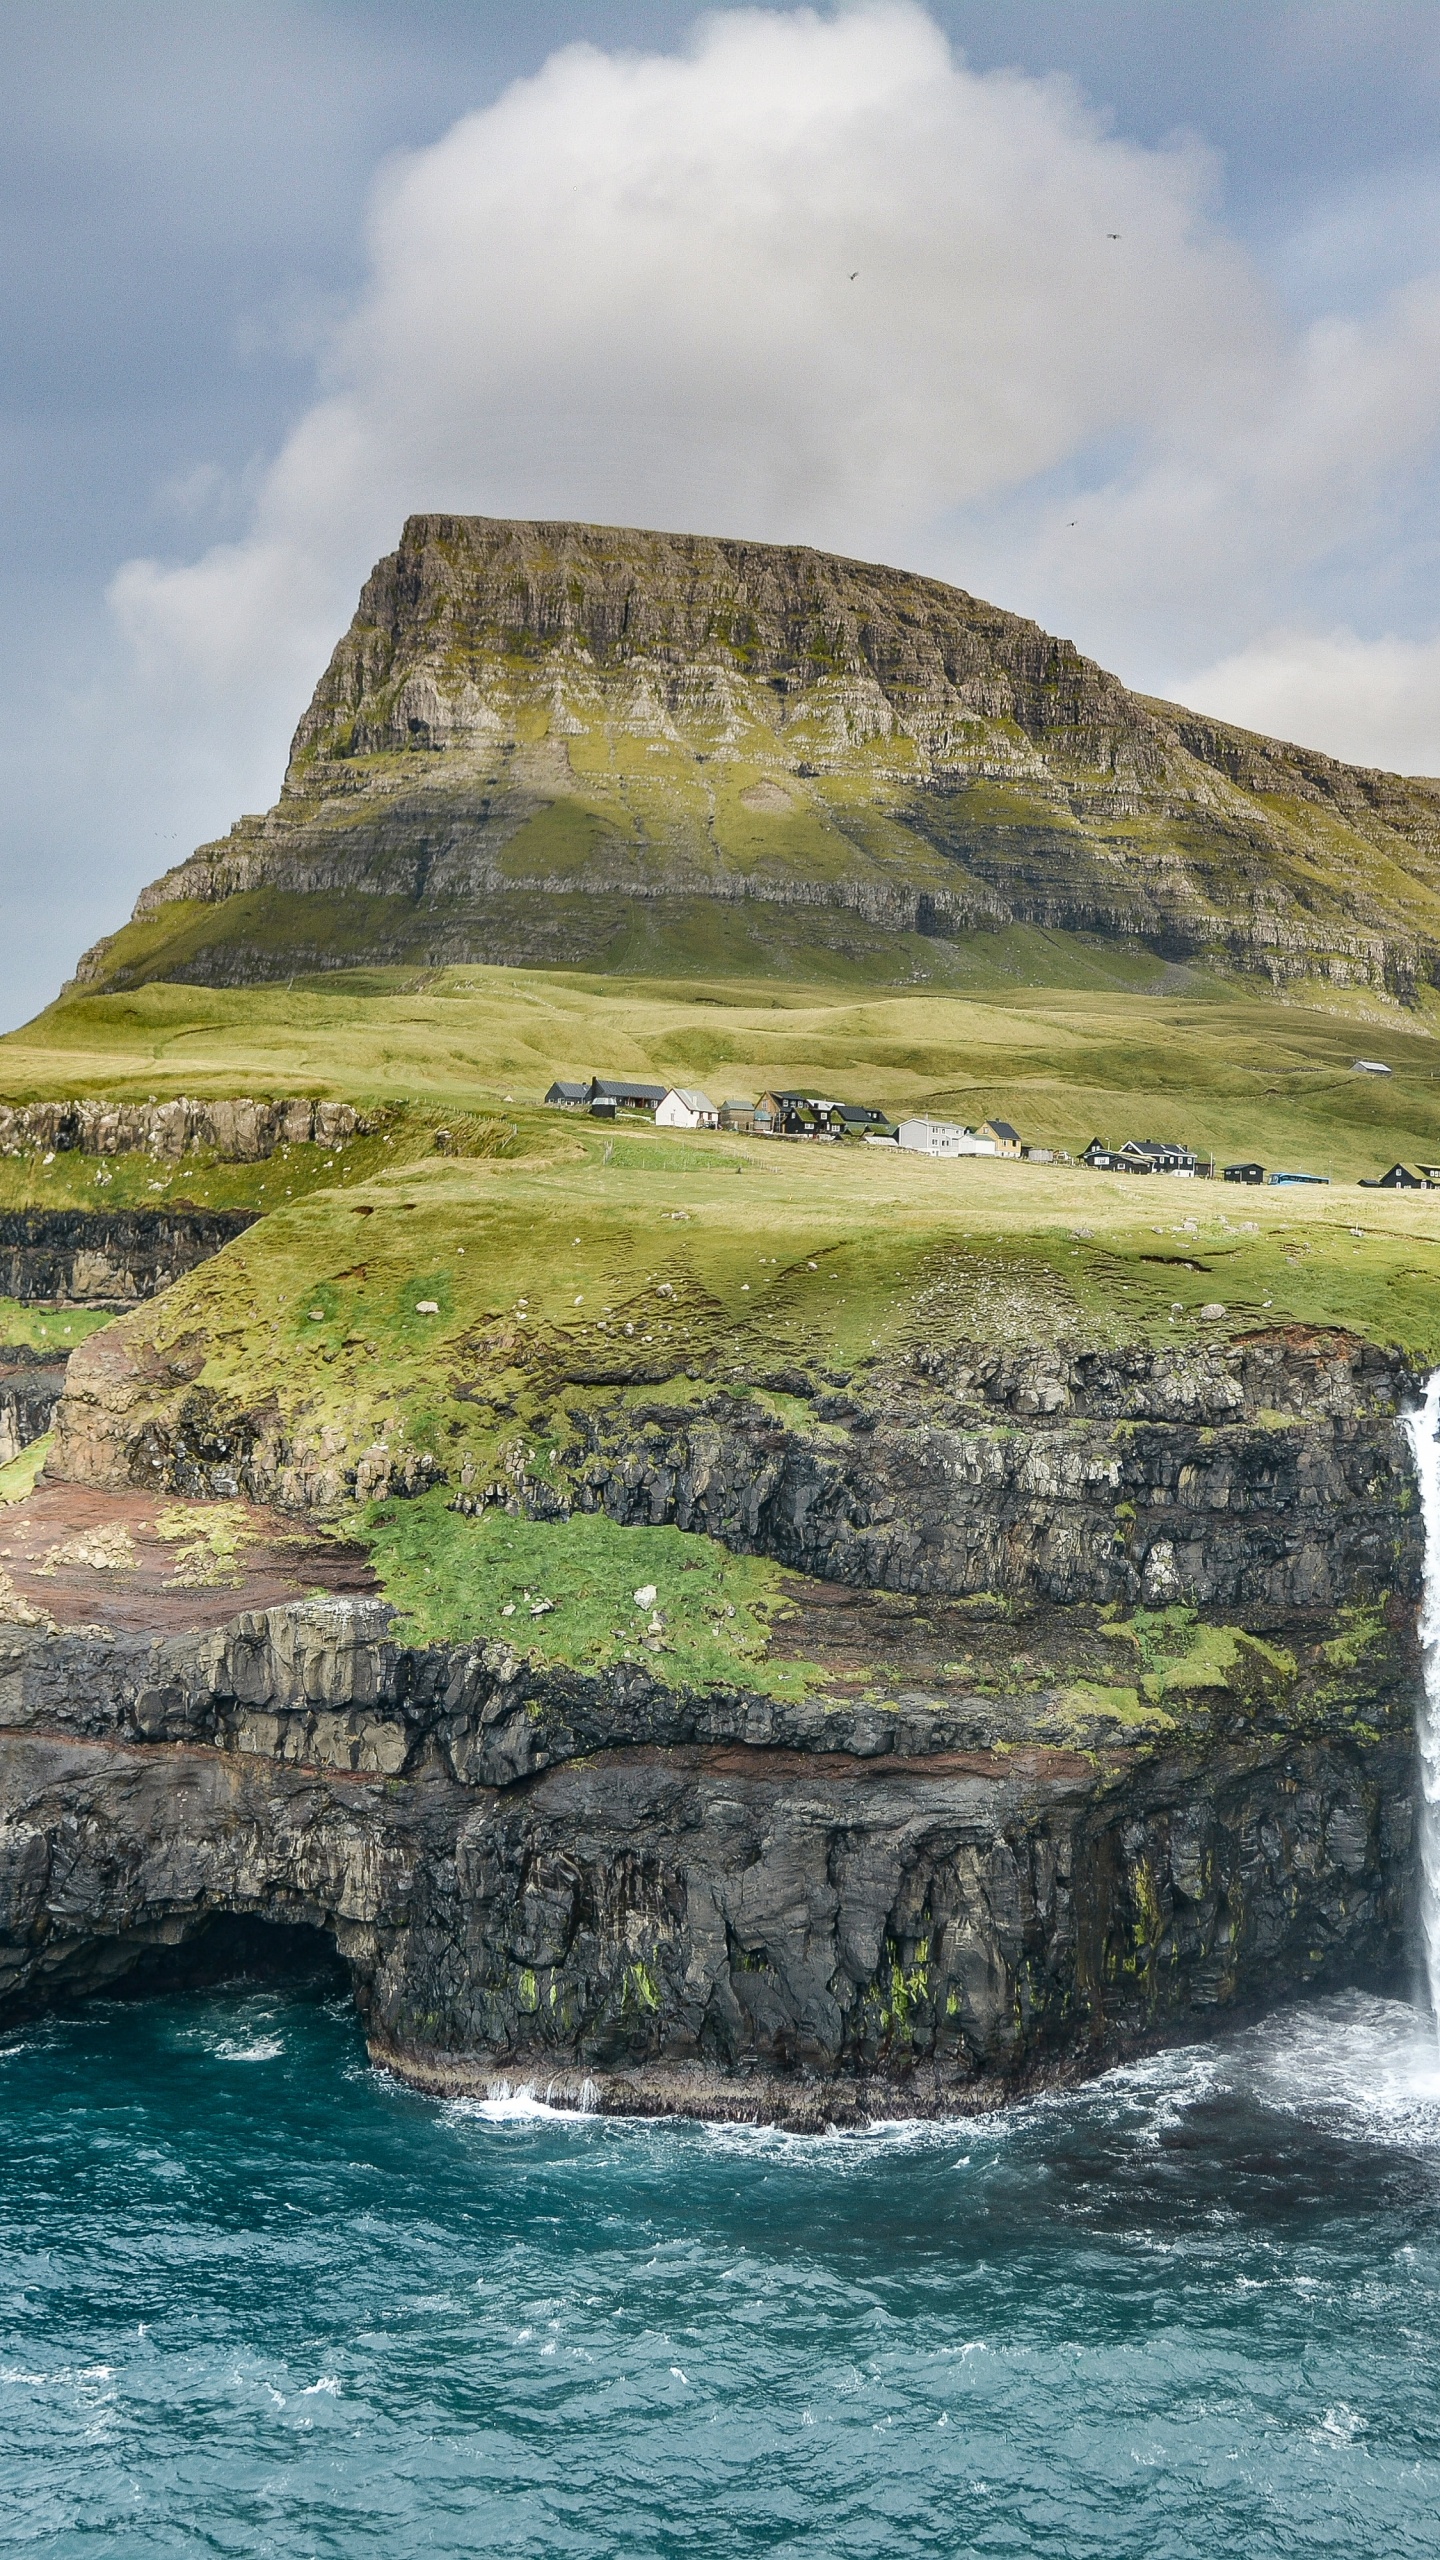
<box><xmin>73</xmin><ymin>515</ymin><xmax>1440</xmax><ymax>997</ymax></box>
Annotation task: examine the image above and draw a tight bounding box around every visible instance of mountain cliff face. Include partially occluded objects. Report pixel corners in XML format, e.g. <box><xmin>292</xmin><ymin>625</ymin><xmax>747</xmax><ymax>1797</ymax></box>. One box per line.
<box><xmin>75</xmin><ymin>515</ymin><xmax>1440</xmax><ymax>997</ymax></box>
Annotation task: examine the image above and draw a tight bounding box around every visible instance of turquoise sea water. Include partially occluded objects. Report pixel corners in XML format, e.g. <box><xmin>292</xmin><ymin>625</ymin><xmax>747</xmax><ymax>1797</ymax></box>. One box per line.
<box><xmin>5</xmin><ymin>1982</ymin><xmax>1440</xmax><ymax>2557</ymax></box>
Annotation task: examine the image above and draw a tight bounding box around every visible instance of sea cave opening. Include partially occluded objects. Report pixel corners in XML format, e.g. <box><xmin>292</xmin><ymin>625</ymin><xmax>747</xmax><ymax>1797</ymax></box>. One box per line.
<box><xmin>110</xmin><ymin>1912</ymin><xmax>351</xmax><ymax>2003</ymax></box>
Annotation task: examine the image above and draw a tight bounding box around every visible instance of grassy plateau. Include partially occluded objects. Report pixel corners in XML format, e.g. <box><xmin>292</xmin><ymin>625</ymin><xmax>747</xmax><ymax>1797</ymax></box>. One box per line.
<box><xmin>6</xmin><ymin>953</ymin><xmax>1440</xmax><ymax>1681</ymax></box>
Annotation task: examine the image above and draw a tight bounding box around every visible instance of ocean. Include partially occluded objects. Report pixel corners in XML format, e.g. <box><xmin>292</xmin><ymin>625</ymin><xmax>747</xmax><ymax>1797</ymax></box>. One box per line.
<box><xmin>5</xmin><ymin>1978</ymin><xmax>1440</xmax><ymax>2556</ymax></box>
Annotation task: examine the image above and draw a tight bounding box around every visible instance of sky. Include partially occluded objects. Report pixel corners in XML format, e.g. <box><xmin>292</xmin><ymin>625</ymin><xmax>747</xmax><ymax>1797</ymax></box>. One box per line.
<box><xmin>5</xmin><ymin>0</ymin><xmax>1440</xmax><ymax>1028</ymax></box>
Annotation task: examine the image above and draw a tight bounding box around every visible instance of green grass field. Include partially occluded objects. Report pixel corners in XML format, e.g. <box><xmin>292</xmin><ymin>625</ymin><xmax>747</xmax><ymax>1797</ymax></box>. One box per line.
<box><xmin>0</xmin><ymin>1300</ymin><xmax>113</xmax><ymax>1354</ymax></box>
<box><xmin>5</xmin><ymin>954</ymin><xmax>1440</xmax><ymax>1187</ymax></box>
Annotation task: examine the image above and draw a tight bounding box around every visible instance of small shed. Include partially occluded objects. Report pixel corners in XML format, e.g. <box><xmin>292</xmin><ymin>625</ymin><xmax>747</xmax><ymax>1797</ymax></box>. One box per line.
<box><xmin>656</xmin><ymin>1088</ymin><xmax>719</xmax><ymax>1131</ymax></box>
<box><xmin>719</xmin><ymin>1099</ymin><xmax>757</xmax><ymax>1133</ymax></box>
<box><xmin>1223</xmin><ymin>1162</ymin><xmax>1265</xmax><ymax>1185</ymax></box>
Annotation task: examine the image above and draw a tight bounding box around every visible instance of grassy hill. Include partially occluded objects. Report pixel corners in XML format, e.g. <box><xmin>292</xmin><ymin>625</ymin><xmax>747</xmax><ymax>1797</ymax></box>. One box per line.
<box><xmin>34</xmin><ymin>1102</ymin><xmax>1440</xmax><ymax>1666</ymax></box>
<box><xmin>68</xmin><ymin>515</ymin><xmax>1440</xmax><ymax>1001</ymax></box>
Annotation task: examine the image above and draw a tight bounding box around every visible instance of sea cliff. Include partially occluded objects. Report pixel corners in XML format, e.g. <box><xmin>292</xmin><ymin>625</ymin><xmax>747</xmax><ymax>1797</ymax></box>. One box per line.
<box><xmin>0</xmin><ymin>1328</ymin><xmax>1418</xmax><ymax>2123</ymax></box>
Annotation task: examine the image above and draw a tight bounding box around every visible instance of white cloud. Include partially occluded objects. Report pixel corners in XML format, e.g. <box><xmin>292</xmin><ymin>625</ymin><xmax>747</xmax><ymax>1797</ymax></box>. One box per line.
<box><xmin>102</xmin><ymin>0</ymin><xmax>1440</xmax><ymax>855</ymax></box>
<box><xmin>1173</xmin><ymin>627</ymin><xmax>1440</xmax><ymax>774</ymax></box>
<box><xmin>978</xmin><ymin>268</ymin><xmax>1440</xmax><ymax>670</ymax></box>
<box><xmin>108</xmin><ymin>3</ymin><xmax>1269</xmax><ymax>774</ymax></box>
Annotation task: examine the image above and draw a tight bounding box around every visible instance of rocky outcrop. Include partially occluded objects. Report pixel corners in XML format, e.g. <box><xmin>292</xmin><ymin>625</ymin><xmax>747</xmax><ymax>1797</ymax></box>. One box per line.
<box><xmin>71</xmin><ymin>517</ymin><xmax>1440</xmax><ymax>998</ymax></box>
<box><xmin>0</xmin><ymin>1208</ymin><xmax>256</xmax><ymax>1305</ymax></box>
<box><xmin>558</xmin><ymin>1333</ymin><xmax>1416</xmax><ymax>1614</ymax></box>
<box><xmin>0</xmin><ymin>1097</ymin><xmax>363</xmax><ymax>1161</ymax></box>
<box><xmin>0</xmin><ymin>1351</ymin><xmax>67</xmax><ymax>1467</ymax></box>
<box><xmin>0</xmin><ymin>1594</ymin><xmax>1415</xmax><ymax>2122</ymax></box>
<box><xmin>0</xmin><ymin>1319</ymin><xmax>1426</xmax><ymax>2119</ymax></box>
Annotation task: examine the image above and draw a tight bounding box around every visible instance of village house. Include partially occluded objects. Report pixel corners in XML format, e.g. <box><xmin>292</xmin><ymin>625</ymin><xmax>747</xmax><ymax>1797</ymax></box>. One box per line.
<box><xmin>832</xmin><ymin>1101</ymin><xmax>897</xmax><ymax>1138</ymax></box>
<box><xmin>719</xmin><ymin>1099</ymin><xmax>757</xmax><ymax>1133</ymax></box>
<box><xmin>1082</xmin><ymin>1138</ymin><xmax>1151</xmax><ymax>1175</ymax></box>
<box><xmin>1224</xmin><ymin>1162</ymin><xmax>1266</xmax><ymax>1184</ymax></box>
<box><xmin>753</xmin><ymin>1090</ymin><xmax>893</xmax><ymax>1140</ymax></box>
<box><xmin>588</xmin><ymin>1077</ymin><xmax>667</xmax><ymax>1116</ymax></box>
<box><xmin>896</xmin><ymin>1119</ymin><xmax>996</xmax><ymax>1157</ymax></box>
<box><xmin>1126</xmin><ymin>1138</ymin><xmax>1202</xmax><ymax>1175</ymax></box>
<box><xmin>545</xmin><ymin>1076</ymin><xmax>669</xmax><ymax>1116</ymax></box>
<box><xmin>655</xmin><ymin>1088</ymin><xmax>719</xmax><ymax>1130</ymax></box>
<box><xmin>978</xmin><ymin>1119</ymin><xmax>1022</xmax><ymax>1158</ymax></box>
<box><xmin>1361</xmin><ymin>1163</ymin><xmax>1439</xmax><ymax>1190</ymax></box>
<box><xmin>1083</xmin><ymin>1136</ymin><xmax>1201</xmax><ymax>1177</ymax></box>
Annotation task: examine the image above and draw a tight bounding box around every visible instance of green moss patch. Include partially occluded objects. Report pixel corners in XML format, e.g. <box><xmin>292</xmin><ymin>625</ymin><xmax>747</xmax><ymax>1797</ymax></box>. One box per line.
<box><xmin>0</xmin><ymin>1300</ymin><xmax>113</xmax><ymax>1352</ymax></box>
<box><xmin>1101</xmin><ymin>1606</ymin><xmax>1296</xmax><ymax>1709</ymax></box>
<box><xmin>0</xmin><ymin>1432</ymin><xmax>50</xmax><ymax>1505</ymax></box>
<box><xmin>362</xmin><ymin>1492</ymin><xmax>827</xmax><ymax>1696</ymax></box>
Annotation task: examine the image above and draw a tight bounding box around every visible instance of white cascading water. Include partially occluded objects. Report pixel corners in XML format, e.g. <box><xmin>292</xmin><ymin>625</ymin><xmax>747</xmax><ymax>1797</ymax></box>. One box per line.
<box><xmin>1403</xmin><ymin>1372</ymin><xmax>1440</xmax><ymax>2032</ymax></box>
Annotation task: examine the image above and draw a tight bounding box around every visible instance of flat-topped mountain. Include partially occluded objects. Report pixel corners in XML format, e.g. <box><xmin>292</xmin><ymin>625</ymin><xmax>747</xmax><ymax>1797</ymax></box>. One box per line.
<box><xmin>74</xmin><ymin>514</ymin><xmax>1440</xmax><ymax>995</ymax></box>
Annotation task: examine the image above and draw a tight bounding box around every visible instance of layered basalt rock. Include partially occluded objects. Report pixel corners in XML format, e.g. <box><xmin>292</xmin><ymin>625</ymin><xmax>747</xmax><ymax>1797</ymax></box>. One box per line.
<box><xmin>0</xmin><ymin>1594</ymin><xmax>1415</xmax><ymax>2121</ymax></box>
<box><xmin>70</xmin><ymin>516</ymin><xmax>1440</xmax><ymax>997</ymax></box>
<box><xmin>0</xmin><ymin>1208</ymin><xmax>257</xmax><ymax>1306</ymax></box>
<box><xmin>0</xmin><ymin>1321</ymin><xmax>1424</xmax><ymax>2122</ymax></box>
<box><xmin>48</xmin><ymin>1319</ymin><xmax>1419</xmax><ymax>1623</ymax></box>
<box><xmin>0</xmin><ymin>1097</ymin><xmax>364</xmax><ymax>1162</ymax></box>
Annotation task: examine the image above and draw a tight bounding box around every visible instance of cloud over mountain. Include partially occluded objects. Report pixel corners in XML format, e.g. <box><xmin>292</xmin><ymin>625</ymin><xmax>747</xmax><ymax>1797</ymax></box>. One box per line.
<box><xmin>93</xmin><ymin>0</ymin><xmax>1440</xmax><ymax>922</ymax></box>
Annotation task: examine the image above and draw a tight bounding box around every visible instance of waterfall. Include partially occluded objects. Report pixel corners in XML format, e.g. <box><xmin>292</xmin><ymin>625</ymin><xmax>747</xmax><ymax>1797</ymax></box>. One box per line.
<box><xmin>1403</xmin><ymin>1372</ymin><xmax>1440</xmax><ymax>2029</ymax></box>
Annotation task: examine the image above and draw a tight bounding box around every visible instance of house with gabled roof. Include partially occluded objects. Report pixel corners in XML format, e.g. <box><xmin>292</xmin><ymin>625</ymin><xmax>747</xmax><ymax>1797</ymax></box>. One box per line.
<box><xmin>656</xmin><ymin>1088</ymin><xmax>719</xmax><ymax>1130</ymax></box>
<box><xmin>897</xmin><ymin>1119</ymin><xmax>995</xmax><ymax>1156</ymax></box>
<box><xmin>589</xmin><ymin>1077</ymin><xmax>667</xmax><ymax>1112</ymax></box>
<box><xmin>978</xmin><ymin>1118</ymin><xmax>1022</xmax><ymax>1158</ymax></box>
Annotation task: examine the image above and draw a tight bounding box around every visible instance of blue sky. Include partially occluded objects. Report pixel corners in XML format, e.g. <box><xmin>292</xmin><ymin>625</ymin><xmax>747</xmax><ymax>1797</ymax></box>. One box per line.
<box><xmin>4</xmin><ymin>0</ymin><xmax>1440</xmax><ymax>1026</ymax></box>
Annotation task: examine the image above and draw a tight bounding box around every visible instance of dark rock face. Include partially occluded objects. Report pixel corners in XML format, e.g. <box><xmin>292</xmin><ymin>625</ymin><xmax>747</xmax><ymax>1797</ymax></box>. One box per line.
<box><xmin>2</xmin><ymin>1330</ymin><xmax>1424</xmax><ymax>2121</ymax></box>
<box><xmin>0</xmin><ymin>1208</ymin><xmax>256</xmax><ymax>1305</ymax></box>
<box><xmin>538</xmin><ymin>1332</ymin><xmax>1419</xmax><ymax>1618</ymax></box>
<box><xmin>0</xmin><ymin>1573</ymin><xmax>1417</xmax><ymax>2124</ymax></box>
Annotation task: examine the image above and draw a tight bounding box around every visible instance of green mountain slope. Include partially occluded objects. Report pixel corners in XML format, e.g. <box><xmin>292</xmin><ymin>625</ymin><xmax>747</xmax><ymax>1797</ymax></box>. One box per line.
<box><xmin>73</xmin><ymin>514</ymin><xmax>1440</xmax><ymax>997</ymax></box>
